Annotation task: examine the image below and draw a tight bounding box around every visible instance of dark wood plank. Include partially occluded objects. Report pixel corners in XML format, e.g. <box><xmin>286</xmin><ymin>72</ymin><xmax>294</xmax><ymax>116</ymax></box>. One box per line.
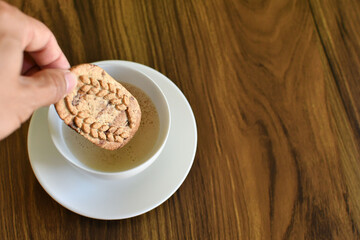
<box><xmin>0</xmin><ymin>0</ymin><xmax>359</xmax><ymax>239</ymax></box>
<box><xmin>308</xmin><ymin>1</ymin><xmax>360</xmax><ymax>236</ymax></box>
<box><xmin>309</xmin><ymin>0</ymin><xmax>360</xmax><ymax>142</ymax></box>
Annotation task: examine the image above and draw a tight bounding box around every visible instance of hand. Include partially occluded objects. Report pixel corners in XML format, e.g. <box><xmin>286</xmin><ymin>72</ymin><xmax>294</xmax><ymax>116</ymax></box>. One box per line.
<box><xmin>0</xmin><ymin>1</ymin><xmax>76</xmax><ymax>140</ymax></box>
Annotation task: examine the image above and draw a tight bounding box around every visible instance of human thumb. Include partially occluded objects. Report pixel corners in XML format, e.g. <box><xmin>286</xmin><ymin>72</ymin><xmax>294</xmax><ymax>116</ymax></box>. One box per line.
<box><xmin>19</xmin><ymin>68</ymin><xmax>77</xmax><ymax>109</ymax></box>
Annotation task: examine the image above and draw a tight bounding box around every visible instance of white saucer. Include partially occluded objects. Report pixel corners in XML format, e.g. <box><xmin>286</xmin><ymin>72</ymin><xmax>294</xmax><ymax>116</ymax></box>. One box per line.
<box><xmin>27</xmin><ymin>61</ymin><xmax>197</xmax><ymax>220</ymax></box>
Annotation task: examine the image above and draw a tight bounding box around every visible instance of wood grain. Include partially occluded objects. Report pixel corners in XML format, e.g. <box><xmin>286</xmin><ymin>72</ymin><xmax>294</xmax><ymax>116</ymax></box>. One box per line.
<box><xmin>309</xmin><ymin>0</ymin><xmax>360</xmax><ymax>143</ymax></box>
<box><xmin>1</xmin><ymin>0</ymin><xmax>360</xmax><ymax>239</ymax></box>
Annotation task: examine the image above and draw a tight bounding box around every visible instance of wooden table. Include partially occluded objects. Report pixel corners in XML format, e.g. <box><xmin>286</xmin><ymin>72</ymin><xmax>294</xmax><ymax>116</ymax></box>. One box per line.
<box><xmin>1</xmin><ymin>0</ymin><xmax>360</xmax><ymax>239</ymax></box>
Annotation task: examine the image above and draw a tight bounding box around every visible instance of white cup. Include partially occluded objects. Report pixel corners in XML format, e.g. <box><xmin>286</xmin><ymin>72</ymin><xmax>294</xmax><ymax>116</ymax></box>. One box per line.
<box><xmin>48</xmin><ymin>61</ymin><xmax>171</xmax><ymax>179</ymax></box>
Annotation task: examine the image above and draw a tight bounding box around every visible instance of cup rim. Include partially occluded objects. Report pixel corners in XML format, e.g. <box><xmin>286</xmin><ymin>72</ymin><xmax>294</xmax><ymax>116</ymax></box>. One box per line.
<box><xmin>48</xmin><ymin>61</ymin><xmax>171</xmax><ymax>178</ymax></box>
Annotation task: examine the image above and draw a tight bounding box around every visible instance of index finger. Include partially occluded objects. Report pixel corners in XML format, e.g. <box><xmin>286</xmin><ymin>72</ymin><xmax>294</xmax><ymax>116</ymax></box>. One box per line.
<box><xmin>0</xmin><ymin>2</ymin><xmax>70</xmax><ymax>70</ymax></box>
<box><xmin>23</xmin><ymin>13</ymin><xmax>70</xmax><ymax>69</ymax></box>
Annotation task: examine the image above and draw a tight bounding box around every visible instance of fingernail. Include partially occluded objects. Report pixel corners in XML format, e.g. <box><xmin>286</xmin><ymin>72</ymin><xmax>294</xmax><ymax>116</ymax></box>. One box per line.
<box><xmin>65</xmin><ymin>71</ymin><xmax>77</xmax><ymax>93</ymax></box>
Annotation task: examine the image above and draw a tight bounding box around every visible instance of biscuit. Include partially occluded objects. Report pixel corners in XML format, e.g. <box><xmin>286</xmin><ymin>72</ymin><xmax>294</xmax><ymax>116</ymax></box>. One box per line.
<box><xmin>55</xmin><ymin>64</ymin><xmax>141</xmax><ymax>150</ymax></box>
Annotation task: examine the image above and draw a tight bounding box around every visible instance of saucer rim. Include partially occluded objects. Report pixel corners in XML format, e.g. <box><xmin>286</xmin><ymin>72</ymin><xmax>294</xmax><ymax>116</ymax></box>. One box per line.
<box><xmin>27</xmin><ymin>60</ymin><xmax>198</xmax><ymax>220</ymax></box>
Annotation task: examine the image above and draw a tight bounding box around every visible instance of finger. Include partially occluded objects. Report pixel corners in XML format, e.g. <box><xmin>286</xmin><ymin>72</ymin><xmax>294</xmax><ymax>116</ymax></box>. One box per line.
<box><xmin>19</xmin><ymin>68</ymin><xmax>76</xmax><ymax>109</ymax></box>
<box><xmin>23</xmin><ymin>16</ymin><xmax>70</xmax><ymax>69</ymax></box>
<box><xmin>0</xmin><ymin>2</ymin><xmax>70</xmax><ymax>70</ymax></box>
<box><xmin>27</xmin><ymin>33</ymin><xmax>70</xmax><ymax>69</ymax></box>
